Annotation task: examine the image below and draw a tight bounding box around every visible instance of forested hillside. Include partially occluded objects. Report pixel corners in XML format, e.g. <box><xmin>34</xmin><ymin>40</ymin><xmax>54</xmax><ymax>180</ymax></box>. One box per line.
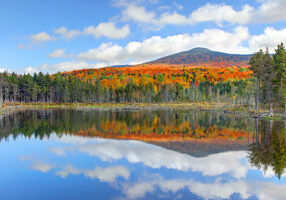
<box><xmin>146</xmin><ymin>47</ymin><xmax>251</xmax><ymax>67</ymax></box>
<box><xmin>0</xmin><ymin>45</ymin><xmax>285</xmax><ymax>113</ymax></box>
<box><xmin>0</xmin><ymin>66</ymin><xmax>252</xmax><ymax>104</ymax></box>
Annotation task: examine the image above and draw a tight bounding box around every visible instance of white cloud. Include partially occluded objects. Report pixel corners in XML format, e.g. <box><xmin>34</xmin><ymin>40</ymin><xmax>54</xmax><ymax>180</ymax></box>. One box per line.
<box><xmin>23</xmin><ymin>22</ymin><xmax>129</xmax><ymax>47</ymax></box>
<box><xmin>75</xmin><ymin>26</ymin><xmax>250</xmax><ymax>65</ymax></box>
<box><xmin>27</xmin><ymin>26</ymin><xmax>286</xmax><ymax>73</ymax></box>
<box><xmin>30</xmin><ymin>32</ymin><xmax>54</xmax><ymax>42</ymax></box>
<box><xmin>49</xmin><ymin>26</ymin><xmax>286</xmax><ymax>68</ymax></box>
<box><xmin>54</xmin><ymin>27</ymin><xmax>81</xmax><ymax>40</ymax></box>
<box><xmin>19</xmin><ymin>156</ymin><xmax>54</xmax><ymax>173</ymax></box>
<box><xmin>24</xmin><ymin>61</ymin><xmax>106</xmax><ymax>74</ymax></box>
<box><xmin>52</xmin><ymin>136</ymin><xmax>249</xmax><ymax>179</ymax></box>
<box><xmin>249</xmin><ymin>27</ymin><xmax>286</xmax><ymax>52</ymax></box>
<box><xmin>32</xmin><ymin>162</ymin><xmax>54</xmax><ymax>173</ymax></box>
<box><xmin>48</xmin><ymin>49</ymin><xmax>72</xmax><ymax>58</ymax></box>
<box><xmin>117</xmin><ymin>0</ymin><xmax>286</xmax><ymax>28</ymax></box>
<box><xmin>56</xmin><ymin>165</ymin><xmax>130</xmax><ymax>183</ymax></box>
<box><xmin>122</xmin><ymin>176</ymin><xmax>286</xmax><ymax>200</ymax></box>
<box><xmin>122</xmin><ymin>178</ymin><xmax>252</xmax><ymax>200</ymax></box>
<box><xmin>78</xmin><ymin>43</ymin><xmax>124</xmax><ymax>62</ymax></box>
<box><xmin>159</xmin><ymin>12</ymin><xmax>189</xmax><ymax>25</ymax></box>
<box><xmin>255</xmin><ymin>0</ymin><xmax>286</xmax><ymax>23</ymax></box>
<box><xmin>17</xmin><ymin>43</ymin><xmax>33</xmax><ymax>49</ymax></box>
<box><xmin>21</xmin><ymin>135</ymin><xmax>286</xmax><ymax>200</ymax></box>
<box><xmin>0</xmin><ymin>68</ymin><xmax>7</xmax><ymax>73</ymax></box>
<box><xmin>189</xmin><ymin>4</ymin><xmax>253</xmax><ymax>25</ymax></box>
<box><xmin>49</xmin><ymin>136</ymin><xmax>286</xmax><ymax>200</ymax></box>
<box><xmin>83</xmin><ymin>22</ymin><xmax>130</xmax><ymax>39</ymax></box>
<box><xmin>122</xmin><ymin>4</ymin><xmax>156</xmax><ymax>24</ymax></box>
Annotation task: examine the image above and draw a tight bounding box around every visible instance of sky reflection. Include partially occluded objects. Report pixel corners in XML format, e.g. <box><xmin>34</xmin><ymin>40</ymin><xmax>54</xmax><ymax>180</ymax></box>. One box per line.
<box><xmin>0</xmin><ymin>134</ymin><xmax>282</xmax><ymax>200</ymax></box>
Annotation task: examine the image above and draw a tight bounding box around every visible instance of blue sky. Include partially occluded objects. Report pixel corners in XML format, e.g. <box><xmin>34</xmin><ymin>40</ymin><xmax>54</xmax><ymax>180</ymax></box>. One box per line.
<box><xmin>1</xmin><ymin>0</ymin><xmax>286</xmax><ymax>73</ymax></box>
<box><xmin>1</xmin><ymin>135</ymin><xmax>285</xmax><ymax>199</ymax></box>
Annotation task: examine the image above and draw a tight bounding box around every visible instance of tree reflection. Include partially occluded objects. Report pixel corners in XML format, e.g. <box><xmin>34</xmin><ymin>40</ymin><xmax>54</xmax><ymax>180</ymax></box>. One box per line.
<box><xmin>0</xmin><ymin>109</ymin><xmax>253</xmax><ymax>142</ymax></box>
<box><xmin>248</xmin><ymin>119</ymin><xmax>286</xmax><ymax>179</ymax></box>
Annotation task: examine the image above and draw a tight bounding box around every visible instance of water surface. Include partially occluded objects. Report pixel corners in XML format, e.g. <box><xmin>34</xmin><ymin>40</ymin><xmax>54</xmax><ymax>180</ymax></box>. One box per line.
<box><xmin>0</xmin><ymin>109</ymin><xmax>285</xmax><ymax>200</ymax></box>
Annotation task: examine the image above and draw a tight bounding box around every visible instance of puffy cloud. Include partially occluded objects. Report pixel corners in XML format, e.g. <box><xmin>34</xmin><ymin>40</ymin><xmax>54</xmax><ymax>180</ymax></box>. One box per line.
<box><xmin>24</xmin><ymin>61</ymin><xmax>106</xmax><ymax>74</ymax></box>
<box><xmin>19</xmin><ymin>156</ymin><xmax>54</xmax><ymax>173</ymax></box>
<box><xmin>27</xmin><ymin>26</ymin><xmax>286</xmax><ymax>73</ymax></box>
<box><xmin>249</xmin><ymin>27</ymin><xmax>286</xmax><ymax>52</ymax></box>
<box><xmin>120</xmin><ymin>3</ymin><xmax>189</xmax><ymax>27</ymax></box>
<box><xmin>0</xmin><ymin>68</ymin><xmax>7</xmax><ymax>73</ymax></box>
<box><xmin>122</xmin><ymin>4</ymin><xmax>156</xmax><ymax>24</ymax></box>
<box><xmin>56</xmin><ymin>165</ymin><xmax>130</xmax><ymax>183</ymax></box>
<box><xmin>122</xmin><ymin>176</ymin><xmax>286</xmax><ymax>200</ymax></box>
<box><xmin>54</xmin><ymin>27</ymin><xmax>81</xmax><ymax>40</ymax></box>
<box><xmin>83</xmin><ymin>22</ymin><xmax>130</xmax><ymax>39</ymax></box>
<box><xmin>32</xmin><ymin>162</ymin><xmax>54</xmax><ymax>173</ymax></box>
<box><xmin>23</xmin><ymin>22</ymin><xmax>129</xmax><ymax>47</ymax></box>
<box><xmin>75</xmin><ymin>26</ymin><xmax>250</xmax><ymax>65</ymax></box>
<box><xmin>122</xmin><ymin>178</ymin><xmax>252</xmax><ymax>200</ymax></box>
<box><xmin>20</xmin><ymin>135</ymin><xmax>285</xmax><ymax>200</ymax></box>
<box><xmin>159</xmin><ymin>12</ymin><xmax>189</xmax><ymax>25</ymax></box>
<box><xmin>48</xmin><ymin>49</ymin><xmax>72</xmax><ymax>58</ymax></box>
<box><xmin>255</xmin><ymin>0</ymin><xmax>286</xmax><ymax>23</ymax></box>
<box><xmin>189</xmin><ymin>4</ymin><xmax>253</xmax><ymax>25</ymax></box>
<box><xmin>118</xmin><ymin>0</ymin><xmax>286</xmax><ymax>27</ymax></box>
<box><xmin>17</xmin><ymin>43</ymin><xmax>33</xmax><ymax>49</ymax></box>
<box><xmin>51</xmin><ymin>22</ymin><xmax>130</xmax><ymax>40</ymax></box>
<box><xmin>77</xmin><ymin>43</ymin><xmax>124</xmax><ymax>62</ymax></box>
<box><xmin>49</xmin><ymin>26</ymin><xmax>286</xmax><ymax>68</ymax></box>
<box><xmin>30</xmin><ymin>32</ymin><xmax>54</xmax><ymax>42</ymax></box>
<box><xmin>49</xmin><ymin>136</ymin><xmax>285</xmax><ymax>200</ymax></box>
<box><xmin>52</xmin><ymin>136</ymin><xmax>249</xmax><ymax>179</ymax></box>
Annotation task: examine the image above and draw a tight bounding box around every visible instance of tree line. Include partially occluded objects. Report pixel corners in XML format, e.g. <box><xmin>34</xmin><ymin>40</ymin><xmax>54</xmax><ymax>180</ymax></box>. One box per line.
<box><xmin>0</xmin><ymin>70</ymin><xmax>251</xmax><ymax>105</ymax></box>
<box><xmin>0</xmin><ymin>72</ymin><xmax>98</xmax><ymax>105</ymax></box>
<box><xmin>0</xmin><ymin>43</ymin><xmax>285</xmax><ymax>110</ymax></box>
<box><xmin>1</xmin><ymin>109</ymin><xmax>285</xmax><ymax>178</ymax></box>
<box><xmin>250</xmin><ymin>43</ymin><xmax>286</xmax><ymax>114</ymax></box>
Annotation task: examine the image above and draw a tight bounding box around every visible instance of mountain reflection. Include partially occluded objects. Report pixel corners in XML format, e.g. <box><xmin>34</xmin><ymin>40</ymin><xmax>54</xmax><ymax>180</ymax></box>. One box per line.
<box><xmin>0</xmin><ymin>109</ymin><xmax>285</xmax><ymax>179</ymax></box>
<box><xmin>19</xmin><ymin>135</ymin><xmax>286</xmax><ymax>200</ymax></box>
<box><xmin>0</xmin><ymin>109</ymin><xmax>253</xmax><ymax>141</ymax></box>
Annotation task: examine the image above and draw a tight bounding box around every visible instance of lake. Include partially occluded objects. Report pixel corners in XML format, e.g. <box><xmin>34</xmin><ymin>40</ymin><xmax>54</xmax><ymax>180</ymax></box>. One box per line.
<box><xmin>0</xmin><ymin>109</ymin><xmax>285</xmax><ymax>200</ymax></box>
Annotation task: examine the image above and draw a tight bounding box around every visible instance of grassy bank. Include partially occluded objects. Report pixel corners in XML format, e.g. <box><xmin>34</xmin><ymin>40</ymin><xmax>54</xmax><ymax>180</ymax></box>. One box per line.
<box><xmin>0</xmin><ymin>102</ymin><xmax>285</xmax><ymax>119</ymax></box>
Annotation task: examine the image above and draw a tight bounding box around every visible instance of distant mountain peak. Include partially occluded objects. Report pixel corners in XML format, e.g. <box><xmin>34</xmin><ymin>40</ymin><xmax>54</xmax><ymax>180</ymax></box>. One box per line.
<box><xmin>187</xmin><ymin>47</ymin><xmax>212</xmax><ymax>54</ymax></box>
<box><xmin>147</xmin><ymin>47</ymin><xmax>251</xmax><ymax>67</ymax></box>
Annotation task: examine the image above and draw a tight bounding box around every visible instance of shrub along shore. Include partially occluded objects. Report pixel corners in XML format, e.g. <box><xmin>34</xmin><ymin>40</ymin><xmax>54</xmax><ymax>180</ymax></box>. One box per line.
<box><xmin>0</xmin><ymin>102</ymin><xmax>285</xmax><ymax>120</ymax></box>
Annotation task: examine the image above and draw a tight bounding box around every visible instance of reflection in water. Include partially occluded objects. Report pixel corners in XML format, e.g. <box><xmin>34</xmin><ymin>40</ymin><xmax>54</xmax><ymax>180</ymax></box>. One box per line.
<box><xmin>17</xmin><ymin>135</ymin><xmax>286</xmax><ymax>200</ymax></box>
<box><xmin>0</xmin><ymin>109</ymin><xmax>253</xmax><ymax>141</ymax></box>
<box><xmin>0</xmin><ymin>109</ymin><xmax>285</xmax><ymax>199</ymax></box>
<box><xmin>248</xmin><ymin>119</ymin><xmax>286</xmax><ymax>179</ymax></box>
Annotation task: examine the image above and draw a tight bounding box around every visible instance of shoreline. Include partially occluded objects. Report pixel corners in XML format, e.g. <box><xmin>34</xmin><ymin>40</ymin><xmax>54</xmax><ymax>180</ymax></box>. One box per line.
<box><xmin>0</xmin><ymin>102</ymin><xmax>285</xmax><ymax>120</ymax></box>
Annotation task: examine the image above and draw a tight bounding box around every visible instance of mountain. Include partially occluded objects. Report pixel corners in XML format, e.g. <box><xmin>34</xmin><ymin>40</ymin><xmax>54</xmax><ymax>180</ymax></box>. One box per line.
<box><xmin>149</xmin><ymin>140</ymin><xmax>248</xmax><ymax>157</ymax></box>
<box><xmin>145</xmin><ymin>47</ymin><xmax>252</xmax><ymax>68</ymax></box>
<box><xmin>109</xmin><ymin>65</ymin><xmax>132</xmax><ymax>68</ymax></box>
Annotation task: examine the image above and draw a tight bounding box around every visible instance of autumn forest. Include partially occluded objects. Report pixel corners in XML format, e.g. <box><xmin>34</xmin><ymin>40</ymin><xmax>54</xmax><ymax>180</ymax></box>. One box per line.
<box><xmin>0</xmin><ymin>44</ymin><xmax>285</xmax><ymax>113</ymax></box>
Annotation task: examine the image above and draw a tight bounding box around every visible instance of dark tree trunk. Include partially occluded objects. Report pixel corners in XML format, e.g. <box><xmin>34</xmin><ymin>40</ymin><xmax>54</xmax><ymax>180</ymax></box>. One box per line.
<box><xmin>256</xmin><ymin>78</ymin><xmax>260</xmax><ymax>109</ymax></box>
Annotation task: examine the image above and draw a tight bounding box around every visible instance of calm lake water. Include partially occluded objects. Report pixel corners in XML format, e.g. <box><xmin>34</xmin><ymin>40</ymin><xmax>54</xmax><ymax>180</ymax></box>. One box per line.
<box><xmin>0</xmin><ymin>109</ymin><xmax>285</xmax><ymax>200</ymax></box>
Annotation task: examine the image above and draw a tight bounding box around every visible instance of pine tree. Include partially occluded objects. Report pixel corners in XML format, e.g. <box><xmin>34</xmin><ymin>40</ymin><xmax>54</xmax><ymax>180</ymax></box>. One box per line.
<box><xmin>249</xmin><ymin>49</ymin><xmax>264</xmax><ymax>108</ymax></box>
<box><xmin>262</xmin><ymin>48</ymin><xmax>275</xmax><ymax>115</ymax></box>
<box><xmin>273</xmin><ymin>43</ymin><xmax>286</xmax><ymax>114</ymax></box>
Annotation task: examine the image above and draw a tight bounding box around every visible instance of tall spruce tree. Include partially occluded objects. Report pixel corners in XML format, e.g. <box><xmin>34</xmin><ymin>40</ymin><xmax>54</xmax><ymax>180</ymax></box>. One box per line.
<box><xmin>262</xmin><ymin>48</ymin><xmax>275</xmax><ymax>115</ymax></box>
<box><xmin>249</xmin><ymin>49</ymin><xmax>264</xmax><ymax>108</ymax></box>
<box><xmin>273</xmin><ymin>43</ymin><xmax>286</xmax><ymax>114</ymax></box>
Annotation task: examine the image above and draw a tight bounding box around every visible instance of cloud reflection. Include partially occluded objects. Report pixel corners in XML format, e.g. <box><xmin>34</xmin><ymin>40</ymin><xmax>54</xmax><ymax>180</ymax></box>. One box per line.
<box><xmin>56</xmin><ymin>165</ymin><xmax>130</xmax><ymax>183</ymax></box>
<box><xmin>122</xmin><ymin>176</ymin><xmax>286</xmax><ymax>200</ymax></box>
<box><xmin>18</xmin><ymin>135</ymin><xmax>286</xmax><ymax>200</ymax></box>
<box><xmin>51</xmin><ymin>136</ymin><xmax>248</xmax><ymax>178</ymax></box>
